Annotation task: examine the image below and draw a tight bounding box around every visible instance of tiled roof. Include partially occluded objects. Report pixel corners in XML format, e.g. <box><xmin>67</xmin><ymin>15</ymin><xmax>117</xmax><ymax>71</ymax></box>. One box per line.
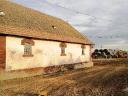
<box><xmin>0</xmin><ymin>0</ymin><xmax>93</xmax><ymax>44</ymax></box>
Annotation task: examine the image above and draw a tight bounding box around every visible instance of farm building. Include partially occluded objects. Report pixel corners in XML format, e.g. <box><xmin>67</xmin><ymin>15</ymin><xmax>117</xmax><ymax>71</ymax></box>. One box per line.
<box><xmin>0</xmin><ymin>0</ymin><xmax>93</xmax><ymax>73</ymax></box>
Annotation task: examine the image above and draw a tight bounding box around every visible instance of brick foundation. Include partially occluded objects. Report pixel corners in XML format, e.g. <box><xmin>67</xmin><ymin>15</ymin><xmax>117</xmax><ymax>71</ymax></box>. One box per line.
<box><xmin>0</xmin><ymin>35</ymin><xmax>6</xmax><ymax>69</ymax></box>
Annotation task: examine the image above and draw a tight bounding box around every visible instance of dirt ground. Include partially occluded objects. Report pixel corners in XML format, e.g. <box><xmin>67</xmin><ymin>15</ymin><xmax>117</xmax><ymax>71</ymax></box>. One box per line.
<box><xmin>1</xmin><ymin>64</ymin><xmax>128</xmax><ymax>96</ymax></box>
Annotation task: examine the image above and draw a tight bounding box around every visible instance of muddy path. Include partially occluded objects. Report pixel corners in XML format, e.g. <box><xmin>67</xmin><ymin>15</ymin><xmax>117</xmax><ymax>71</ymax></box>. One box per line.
<box><xmin>1</xmin><ymin>65</ymin><xmax>128</xmax><ymax>96</ymax></box>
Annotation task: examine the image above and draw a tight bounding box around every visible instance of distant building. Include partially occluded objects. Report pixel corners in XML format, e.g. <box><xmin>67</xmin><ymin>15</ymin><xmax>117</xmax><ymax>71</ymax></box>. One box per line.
<box><xmin>0</xmin><ymin>0</ymin><xmax>93</xmax><ymax>73</ymax></box>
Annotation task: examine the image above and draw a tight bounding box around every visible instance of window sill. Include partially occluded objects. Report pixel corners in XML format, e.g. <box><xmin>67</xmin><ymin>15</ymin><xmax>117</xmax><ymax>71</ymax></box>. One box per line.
<box><xmin>23</xmin><ymin>54</ymin><xmax>34</xmax><ymax>57</ymax></box>
<box><xmin>61</xmin><ymin>54</ymin><xmax>66</xmax><ymax>56</ymax></box>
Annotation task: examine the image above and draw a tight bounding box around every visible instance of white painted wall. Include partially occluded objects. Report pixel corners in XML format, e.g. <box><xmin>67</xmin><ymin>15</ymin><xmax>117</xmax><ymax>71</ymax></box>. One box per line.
<box><xmin>6</xmin><ymin>36</ymin><xmax>91</xmax><ymax>71</ymax></box>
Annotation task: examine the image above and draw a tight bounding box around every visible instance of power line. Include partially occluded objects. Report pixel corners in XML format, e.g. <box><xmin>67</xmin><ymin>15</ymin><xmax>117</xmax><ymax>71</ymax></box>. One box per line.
<box><xmin>88</xmin><ymin>35</ymin><xmax>128</xmax><ymax>39</ymax></box>
<box><xmin>29</xmin><ymin>0</ymin><xmax>113</xmax><ymax>22</ymax></box>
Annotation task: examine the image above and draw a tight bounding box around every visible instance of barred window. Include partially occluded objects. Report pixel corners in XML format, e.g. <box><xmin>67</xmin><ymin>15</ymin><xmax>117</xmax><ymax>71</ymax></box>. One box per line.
<box><xmin>21</xmin><ymin>38</ymin><xmax>34</xmax><ymax>57</ymax></box>
<box><xmin>24</xmin><ymin>43</ymin><xmax>32</xmax><ymax>56</ymax></box>
<box><xmin>61</xmin><ymin>47</ymin><xmax>66</xmax><ymax>56</ymax></box>
<box><xmin>82</xmin><ymin>48</ymin><xmax>85</xmax><ymax>55</ymax></box>
<box><xmin>81</xmin><ymin>44</ymin><xmax>86</xmax><ymax>55</ymax></box>
<box><xmin>60</xmin><ymin>42</ymin><xmax>67</xmax><ymax>56</ymax></box>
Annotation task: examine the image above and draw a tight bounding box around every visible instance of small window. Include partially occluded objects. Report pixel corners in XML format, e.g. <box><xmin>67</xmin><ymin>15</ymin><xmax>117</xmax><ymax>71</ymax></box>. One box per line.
<box><xmin>61</xmin><ymin>47</ymin><xmax>66</xmax><ymax>56</ymax></box>
<box><xmin>82</xmin><ymin>48</ymin><xmax>85</xmax><ymax>55</ymax></box>
<box><xmin>21</xmin><ymin>38</ymin><xmax>34</xmax><ymax>57</ymax></box>
<box><xmin>81</xmin><ymin>44</ymin><xmax>86</xmax><ymax>55</ymax></box>
<box><xmin>24</xmin><ymin>43</ymin><xmax>33</xmax><ymax>56</ymax></box>
<box><xmin>60</xmin><ymin>42</ymin><xmax>67</xmax><ymax>56</ymax></box>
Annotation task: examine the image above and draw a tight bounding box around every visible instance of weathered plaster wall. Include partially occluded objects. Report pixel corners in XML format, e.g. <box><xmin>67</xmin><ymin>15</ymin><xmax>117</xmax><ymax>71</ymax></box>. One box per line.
<box><xmin>6</xmin><ymin>36</ymin><xmax>91</xmax><ymax>71</ymax></box>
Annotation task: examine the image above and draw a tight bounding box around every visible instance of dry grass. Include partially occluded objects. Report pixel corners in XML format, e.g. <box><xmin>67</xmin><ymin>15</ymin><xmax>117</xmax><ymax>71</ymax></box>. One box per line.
<box><xmin>93</xmin><ymin>58</ymin><xmax>128</xmax><ymax>65</ymax></box>
<box><xmin>1</xmin><ymin>65</ymin><xmax>128</xmax><ymax>96</ymax></box>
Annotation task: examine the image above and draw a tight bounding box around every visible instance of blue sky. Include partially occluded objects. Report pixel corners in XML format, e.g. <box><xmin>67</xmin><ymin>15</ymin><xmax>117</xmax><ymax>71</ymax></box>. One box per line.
<box><xmin>11</xmin><ymin>0</ymin><xmax>128</xmax><ymax>50</ymax></box>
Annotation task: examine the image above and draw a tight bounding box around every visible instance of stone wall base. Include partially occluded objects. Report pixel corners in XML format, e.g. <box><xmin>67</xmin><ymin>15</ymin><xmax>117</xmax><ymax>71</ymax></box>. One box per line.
<box><xmin>74</xmin><ymin>62</ymin><xmax>93</xmax><ymax>69</ymax></box>
<box><xmin>0</xmin><ymin>62</ymin><xmax>93</xmax><ymax>80</ymax></box>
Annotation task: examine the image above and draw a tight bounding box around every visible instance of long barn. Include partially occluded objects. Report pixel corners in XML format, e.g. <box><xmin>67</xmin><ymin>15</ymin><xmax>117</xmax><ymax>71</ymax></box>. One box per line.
<box><xmin>0</xmin><ymin>0</ymin><xmax>93</xmax><ymax>73</ymax></box>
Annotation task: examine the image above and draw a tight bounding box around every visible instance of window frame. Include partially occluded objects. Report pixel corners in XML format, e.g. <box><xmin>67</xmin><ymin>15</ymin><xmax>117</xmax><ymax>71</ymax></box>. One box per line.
<box><xmin>21</xmin><ymin>38</ymin><xmax>34</xmax><ymax>57</ymax></box>
<box><xmin>81</xmin><ymin>44</ymin><xmax>86</xmax><ymax>55</ymax></box>
<box><xmin>60</xmin><ymin>42</ymin><xmax>67</xmax><ymax>56</ymax></box>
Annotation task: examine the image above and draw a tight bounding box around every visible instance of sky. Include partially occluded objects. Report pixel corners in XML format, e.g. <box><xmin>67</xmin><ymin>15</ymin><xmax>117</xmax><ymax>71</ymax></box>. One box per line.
<box><xmin>11</xmin><ymin>0</ymin><xmax>128</xmax><ymax>50</ymax></box>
